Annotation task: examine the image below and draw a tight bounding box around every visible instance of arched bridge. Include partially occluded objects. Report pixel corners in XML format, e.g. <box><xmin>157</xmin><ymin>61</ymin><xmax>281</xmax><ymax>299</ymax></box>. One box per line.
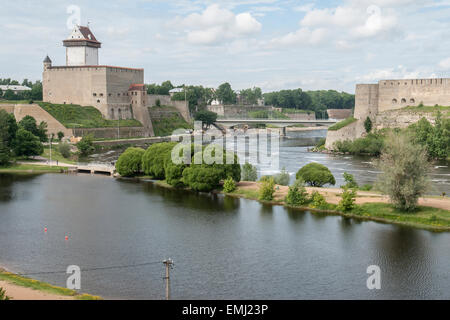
<box><xmin>214</xmin><ymin>119</ymin><xmax>338</xmax><ymax>135</ymax></box>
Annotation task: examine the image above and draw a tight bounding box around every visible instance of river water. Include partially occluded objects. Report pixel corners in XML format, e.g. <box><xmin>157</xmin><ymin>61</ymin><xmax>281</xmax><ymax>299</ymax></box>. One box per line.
<box><xmin>0</xmin><ymin>131</ymin><xmax>449</xmax><ymax>299</ymax></box>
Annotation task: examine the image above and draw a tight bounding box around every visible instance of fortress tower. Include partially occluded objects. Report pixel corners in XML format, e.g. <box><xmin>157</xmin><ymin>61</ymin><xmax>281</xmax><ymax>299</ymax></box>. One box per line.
<box><xmin>63</xmin><ymin>25</ymin><xmax>101</xmax><ymax>66</ymax></box>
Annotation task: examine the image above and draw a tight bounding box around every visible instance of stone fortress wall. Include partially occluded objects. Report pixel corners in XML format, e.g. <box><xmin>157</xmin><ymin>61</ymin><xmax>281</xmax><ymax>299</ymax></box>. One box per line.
<box><xmin>43</xmin><ymin>65</ymin><xmax>144</xmax><ymax>120</ymax></box>
<box><xmin>325</xmin><ymin>78</ymin><xmax>450</xmax><ymax>149</ymax></box>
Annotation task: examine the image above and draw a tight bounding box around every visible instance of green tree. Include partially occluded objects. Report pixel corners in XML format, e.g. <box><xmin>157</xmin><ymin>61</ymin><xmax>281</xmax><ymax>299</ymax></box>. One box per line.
<box><xmin>310</xmin><ymin>191</ymin><xmax>327</xmax><ymax>207</ymax></box>
<box><xmin>3</xmin><ymin>89</ymin><xmax>16</xmax><ymax>100</ymax></box>
<box><xmin>376</xmin><ymin>132</ymin><xmax>430</xmax><ymax>211</ymax></box>
<box><xmin>216</xmin><ymin>82</ymin><xmax>236</xmax><ymax>104</ymax></box>
<box><xmin>273</xmin><ymin>167</ymin><xmax>290</xmax><ymax>186</ymax></box>
<box><xmin>241</xmin><ymin>162</ymin><xmax>258</xmax><ymax>181</ymax></box>
<box><xmin>57</xmin><ymin>131</ymin><xmax>64</xmax><ymax>141</ymax></box>
<box><xmin>76</xmin><ymin>134</ymin><xmax>95</xmax><ymax>156</ymax></box>
<box><xmin>343</xmin><ymin>172</ymin><xmax>358</xmax><ymax>189</ymax></box>
<box><xmin>13</xmin><ymin>128</ymin><xmax>43</xmax><ymax>158</ymax></box>
<box><xmin>258</xmin><ymin>177</ymin><xmax>275</xmax><ymax>201</ymax></box>
<box><xmin>296</xmin><ymin>163</ymin><xmax>336</xmax><ymax>187</ymax></box>
<box><xmin>364</xmin><ymin>116</ymin><xmax>373</xmax><ymax>133</ymax></box>
<box><xmin>0</xmin><ymin>142</ymin><xmax>11</xmax><ymax>166</ymax></box>
<box><xmin>142</xmin><ymin>142</ymin><xmax>176</xmax><ymax>179</ymax></box>
<box><xmin>285</xmin><ymin>179</ymin><xmax>309</xmax><ymax>206</ymax></box>
<box><xmin>18</xmin><ymin>116</ymin><xmax>47</xmax><ymax>142</ymax></box>
<box><xmin>116</xmin><ymin>147</ymin><xmax>145</xmax><ymax>177</ymax></box>
<box><xmin>223</xmin><ymin>176</ymin><xmax>237</xmax><ymax>193</ymax></box>
<box><xmin>337</xmin><ymin>187</ymin><xmax>357</xmax><ymax>212</ymax></box>
<box><xmin>194</xmin><ymin>110</ymin><xmax>217</xmax><ymax>130</ymax></box>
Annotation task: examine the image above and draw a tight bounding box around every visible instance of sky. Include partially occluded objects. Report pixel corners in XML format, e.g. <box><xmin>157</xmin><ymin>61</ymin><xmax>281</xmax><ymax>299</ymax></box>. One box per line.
<box><xmin>2</xmin><ymin>0</ymin><xmax>450</xmax><ymax>93</ymax></box>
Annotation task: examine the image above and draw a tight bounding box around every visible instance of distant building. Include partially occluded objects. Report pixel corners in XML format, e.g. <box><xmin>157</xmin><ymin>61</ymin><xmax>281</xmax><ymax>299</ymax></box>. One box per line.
<box><xmin>326</xmin><ymin>109</ymin><xmax>353</xmax><ymax>120</ymax></box>
<box><xmin>169</xmin><ymin>88</ymin><xmax>183</xmax><ymax>97</ymax></box>
<box><xmin>0</xmin><ymin>85</ymin><xmax>32</xmax><ymax>95</ymax></box>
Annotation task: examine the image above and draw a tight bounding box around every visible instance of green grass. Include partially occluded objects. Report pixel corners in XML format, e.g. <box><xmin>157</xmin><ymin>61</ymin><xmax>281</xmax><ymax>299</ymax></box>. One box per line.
<box><xmin>230</xmin><ymin>187</ymin><xmax>259</xmax><ymax>199</ymax></box>
<box><xmin>42</xmin><ymin>147</ymin><xmax>77</xmax><ymax>164</ymax></box>
<box><xmin>353</xmin><ymin>203</ymin><xmax>450</xmax><ymax>230</ymax></box>
<box><xmin>150</xmin><ymin>107</ymin><xmax>193</xmax><ymax>137</ymax></box>
<box><xmin>396</xmin><ymin>105</ymin><xmax>450</xmax><ymax>116</ymax></box>
<box><xmin>0</xmin><ymin>163</ymin><xmax>68</xmax><ymax>173</ymax></box>
<box><xmin>0</xmin><ymin>269</ymin><xmax>101</xmax><ymax>300</ymax></box>
<box><xmin>38</xmin><ymin>102</ymin><xmax>142</xmax><ymax>128</ymax></box>
<box><xmin>328</xmin><ymin>117</ymin><xmax>357</xmax><ymax>131</ymax></box>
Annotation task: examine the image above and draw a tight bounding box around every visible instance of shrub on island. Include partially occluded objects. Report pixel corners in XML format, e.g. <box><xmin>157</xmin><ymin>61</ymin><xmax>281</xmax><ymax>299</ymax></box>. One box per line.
<box><xmin>116</xmin><ymin>147</ymin><xmax>145</xmax><ymax>177</ymax></box>
<box><xmin>296</xmin><ymin>163</ymin><xmax>336</xmax><ymax>187</ymax></box>
<box><xmin>285</xmin><ymin>179</ymin><xmax>309</xmax><ymax>206</ymax></box>
<box><xmin>223</xmin><ymin>177</ymin><xmax>237</xmax><ymax>193</ymax></box>
<box><xmin>241</xmin><ymin>162</ymin><xmax>258</xmax><ymax>181</ymax></box>
<box><xmin>258</xmin><ymin>177</ymin><xmax>275</xmax><ymax>201</ymax></box>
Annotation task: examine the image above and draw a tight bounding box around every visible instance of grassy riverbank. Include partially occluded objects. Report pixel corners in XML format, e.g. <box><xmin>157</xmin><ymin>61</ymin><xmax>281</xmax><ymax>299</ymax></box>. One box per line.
<box><xmin>227</xmin><ymin>182</ymin><xmax>450</xmax><ymax>232</ymax></box>
<box><xmin>0</xmin><ymin>163</ymin><xmax>68</xmax><ymax>173</ymax></box>
<box><xmin>0</xmin><ymin>269</ymin><xmax>101</xmax><ymax>300</ymax></box>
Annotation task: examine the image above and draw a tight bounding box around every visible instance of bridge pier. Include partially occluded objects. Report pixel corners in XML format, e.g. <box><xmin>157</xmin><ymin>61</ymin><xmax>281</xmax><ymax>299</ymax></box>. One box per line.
<box><xmin>281</xmin><ymin>127</ymin><xmax>286</xmax><ymax>137</ymax></box>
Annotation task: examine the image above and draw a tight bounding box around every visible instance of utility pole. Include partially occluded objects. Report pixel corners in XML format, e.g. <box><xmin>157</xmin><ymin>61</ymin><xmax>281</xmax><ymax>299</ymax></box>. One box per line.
<box><xmin>163</xmin><ymin>258</ymin><xmax>174</xmax><ymax>300</ymax></box>
<box><xmin>117</xmin><ymin>114</ymin><xmax>120</xmax><ymax>139</ymax></box>
<box><xmin>49</xmin><ymin>134</ymin><xmax>53</xmax><ymax>166</ymax></box>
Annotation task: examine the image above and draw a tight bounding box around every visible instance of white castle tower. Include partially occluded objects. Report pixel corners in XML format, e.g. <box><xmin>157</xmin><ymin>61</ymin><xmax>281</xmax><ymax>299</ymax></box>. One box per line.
<box><xmin>63</xmin><ymin>25</ymin><xmax>101</xmax><ymax>66</ymax></box>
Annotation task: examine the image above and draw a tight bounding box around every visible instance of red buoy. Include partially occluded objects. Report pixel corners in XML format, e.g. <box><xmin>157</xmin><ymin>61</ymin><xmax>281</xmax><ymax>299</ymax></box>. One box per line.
<box><xmin>65</xmin><ymin>235</ymin><xmax>68</xmax><ymax>241</ymax></box>
<box><xmin>44</xmin><ymin>227</ymin><xmax>47</xmax><ymax>233</ymax></box>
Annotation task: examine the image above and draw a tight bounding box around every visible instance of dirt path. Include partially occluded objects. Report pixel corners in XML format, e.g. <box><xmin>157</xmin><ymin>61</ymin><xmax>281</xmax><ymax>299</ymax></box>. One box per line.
<box><xmin>0</xmin><ymin>280</ymin><xmax>74</xmax><ymax>300</ymax></box>
<box><xmin>236</xmin><ymin>182</ymin><xmax>450</xmax><ymax>210</ymax></box>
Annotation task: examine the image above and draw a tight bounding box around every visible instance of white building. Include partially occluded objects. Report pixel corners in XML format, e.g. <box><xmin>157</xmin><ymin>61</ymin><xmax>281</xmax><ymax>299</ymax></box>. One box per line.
<box><xmin>63</xmin><ymin>25</ymin><xmax>101</xmax><ymax>66</ymax></box>
<box><xmin>0</xmin><ymin>85</ymin><xmax>32</xmax><ymax>95</ymax></box>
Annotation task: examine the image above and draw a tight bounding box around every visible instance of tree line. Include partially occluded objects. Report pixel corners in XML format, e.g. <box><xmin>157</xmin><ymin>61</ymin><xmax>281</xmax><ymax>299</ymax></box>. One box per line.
<box><xmin>145</xmin><ymin>81</ymin><xmax>354</xmax><ymax>118</ymax></box>
<box><xmin>0</xmin><ymin>78</ymin><xmax>43</xmax><ymax>101</ymax></box>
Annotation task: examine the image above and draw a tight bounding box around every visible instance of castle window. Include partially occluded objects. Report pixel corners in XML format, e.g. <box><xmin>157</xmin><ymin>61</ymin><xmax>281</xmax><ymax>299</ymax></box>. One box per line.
<box><xmin>97</xmin><ymin>100</ymin><xmax>100</xmax><ymax>103</ymax></box>
<box><xmin>118</xmin><ymin>93</ymin><xmax>121</xmax><ymax>96</ymax></box>
<box><xmin>93</xmin><ymin>93</ymin><xmax>97</xmax><ymax>97</ymax></box>
<box><xmin>108</xmin><ymin>93</ymin><xmax>112</xmax><ymax>97</ymax></box>
<box><xmin>392</xmin><ymin>99</ymin><xmax>398</xmax><ymax>104</ymax></box>
<box><xmin>401</xmin><ymin>98</ymin><xmax>406</xmax><ymax>103</ymax></box>
<box><xmin>100</xmin><ymin>93</ymin><xmax>103</xmax><ymax>97</ymax></box>
<box><xmin>111</xmin><ymin>109</ymin><xmax>115</xmax><ymax>119</ymax></box>
<box><xmin>410</xmin><ymin>98</ymin><xmax>415</xmax><ymax>104</ymax></box>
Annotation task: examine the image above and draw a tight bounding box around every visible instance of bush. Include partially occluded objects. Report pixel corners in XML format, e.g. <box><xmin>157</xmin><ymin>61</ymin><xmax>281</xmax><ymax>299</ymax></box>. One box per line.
<box><xmin>58</xmin><ymin>142</ymin><xmax>71</xmax><ymax>159</ymax></box>
<box><xmin>142</xmin><ymin>142</ymin><xmax>176</xmax><ymax>179</ymax></box>
<box><xmin>343</xmin><ymin>172</ymin><xmax>358</xmax><ymax>189</ymax></box>
<box><xmin>116</xmin><ymin>147</ymin><xmax>145</xmax><ymax>177</ymax></box>
<box><xmin>310</xmin><ymin>191</ymin><xmax>327</xmax><ymax>207</ymax></box>
<box><xmin>334</xmin><ymin>133</ymin><xmax>384</xmax><ymax>156</ymax></box>
<box><xmin>258</xmin><ymin>177</ymin><xmax>275</xmax><ymax>201</ymax></box>
<box><xmin>182</xmin><ymin>166</ymin><xmax>223</xmax><ymax>192</ymax></box>
<box><xmin>315</xmin><ymin>138</ymin><xmax>326</xmax><ymax>149</ymax></box>
<box><xmin>337</xmin><ymin>187</ymin><xmax>357</xmax><ymax>212</ymax></box>
<box><xmin>0</xmin><ymin>142</ymin><xmax>11</xmax><ymax>166</ymax></box>
<box><xmin>164</xmin><ymin>143</ymin><xmax>199</xmax><ymax>187</ymax></box>
<box><xmin>77</xmin><ymin>134</ymin><xmax>95</xmax><ymax>156</ymax></box>
<box><xmin>274</xmin><ymin>167</ymin><xmax>290</xmax><ymax>186</ymax></box>
<box><xmin>376</xmin><ymin>132</ymin><xmax>430</xmax><ymax>211</ymax></box>
<box><xmin>242</xmin><ymin>162</ymin><xmax>258</xmax><ymax>181</ymax></box>
<box><xmin>57</xmin><ymin>131</ymin><xmax>64</xmax><ymax>141</ymax></box>
<box><xmin>223</xmin><ymin>177</ymin><xmax>237</xmax><ymax>193</ymax></box>
<box><xmin>364</xmin><ymin>116</ymin><xmax>373</xmax><ymax>133</ymax></box>
<box><xmin>0</xmin><ymin>287</ymin><xmax>10</xmax><ymax>300</ymax></box>
<box><xmin>296</xmin><ymin>163</ymin><xmax>336</xmax><ymax>187</ymax></box>
<box><xmin>285</xmin><ymin>179</ymin><xmax>309</xmax><ymax>206</ymax></box>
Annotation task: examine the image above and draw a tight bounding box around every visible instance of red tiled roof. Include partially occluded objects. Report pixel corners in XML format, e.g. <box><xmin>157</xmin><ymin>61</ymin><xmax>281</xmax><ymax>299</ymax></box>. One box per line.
<box><xmin>129</xmin><ymin>84</ymin><xmax>146</xmax><ymax>91</ymax></box>
<box><xmin>78</xmin><ymin>26</ymin><xmax>100</xmax><ymax>43</ymax></box>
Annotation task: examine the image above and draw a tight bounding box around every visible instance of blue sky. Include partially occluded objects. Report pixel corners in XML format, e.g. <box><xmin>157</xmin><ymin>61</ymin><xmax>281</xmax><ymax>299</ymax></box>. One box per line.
<box><xmin>2</xmin><ymin>0</ymin><xmax>450</xmax><ymax>93</ymax></box>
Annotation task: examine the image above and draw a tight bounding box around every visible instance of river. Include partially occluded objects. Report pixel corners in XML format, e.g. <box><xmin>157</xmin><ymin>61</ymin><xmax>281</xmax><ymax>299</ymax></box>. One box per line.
<box><xmin>1</xmin><ymin>131</ymin><xmax>450</xmax><ymax>299</ymax></box>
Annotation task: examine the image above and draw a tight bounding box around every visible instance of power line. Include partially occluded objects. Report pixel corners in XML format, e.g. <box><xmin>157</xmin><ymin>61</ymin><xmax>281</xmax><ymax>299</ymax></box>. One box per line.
<box><xmin>17</xmin><ymin>260</ymin><xmax>162</xmax><ymax>276</ymax></box>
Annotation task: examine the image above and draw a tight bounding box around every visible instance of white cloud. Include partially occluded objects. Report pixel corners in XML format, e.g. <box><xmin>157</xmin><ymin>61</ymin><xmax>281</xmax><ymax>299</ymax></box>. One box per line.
<box><xmin>172</xmin><ymin>4</ymin><xmax>261</xmax><ymax>45</ymax></box>
<box><xmin>356</xmin><ymin>65</ymin><xmax>432</xmax><ymax>82</ymax></box>
<box><xmin>439</xmin><ymin>57</ymin><xmax>450</xmax><ymax>69</ymax></box>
